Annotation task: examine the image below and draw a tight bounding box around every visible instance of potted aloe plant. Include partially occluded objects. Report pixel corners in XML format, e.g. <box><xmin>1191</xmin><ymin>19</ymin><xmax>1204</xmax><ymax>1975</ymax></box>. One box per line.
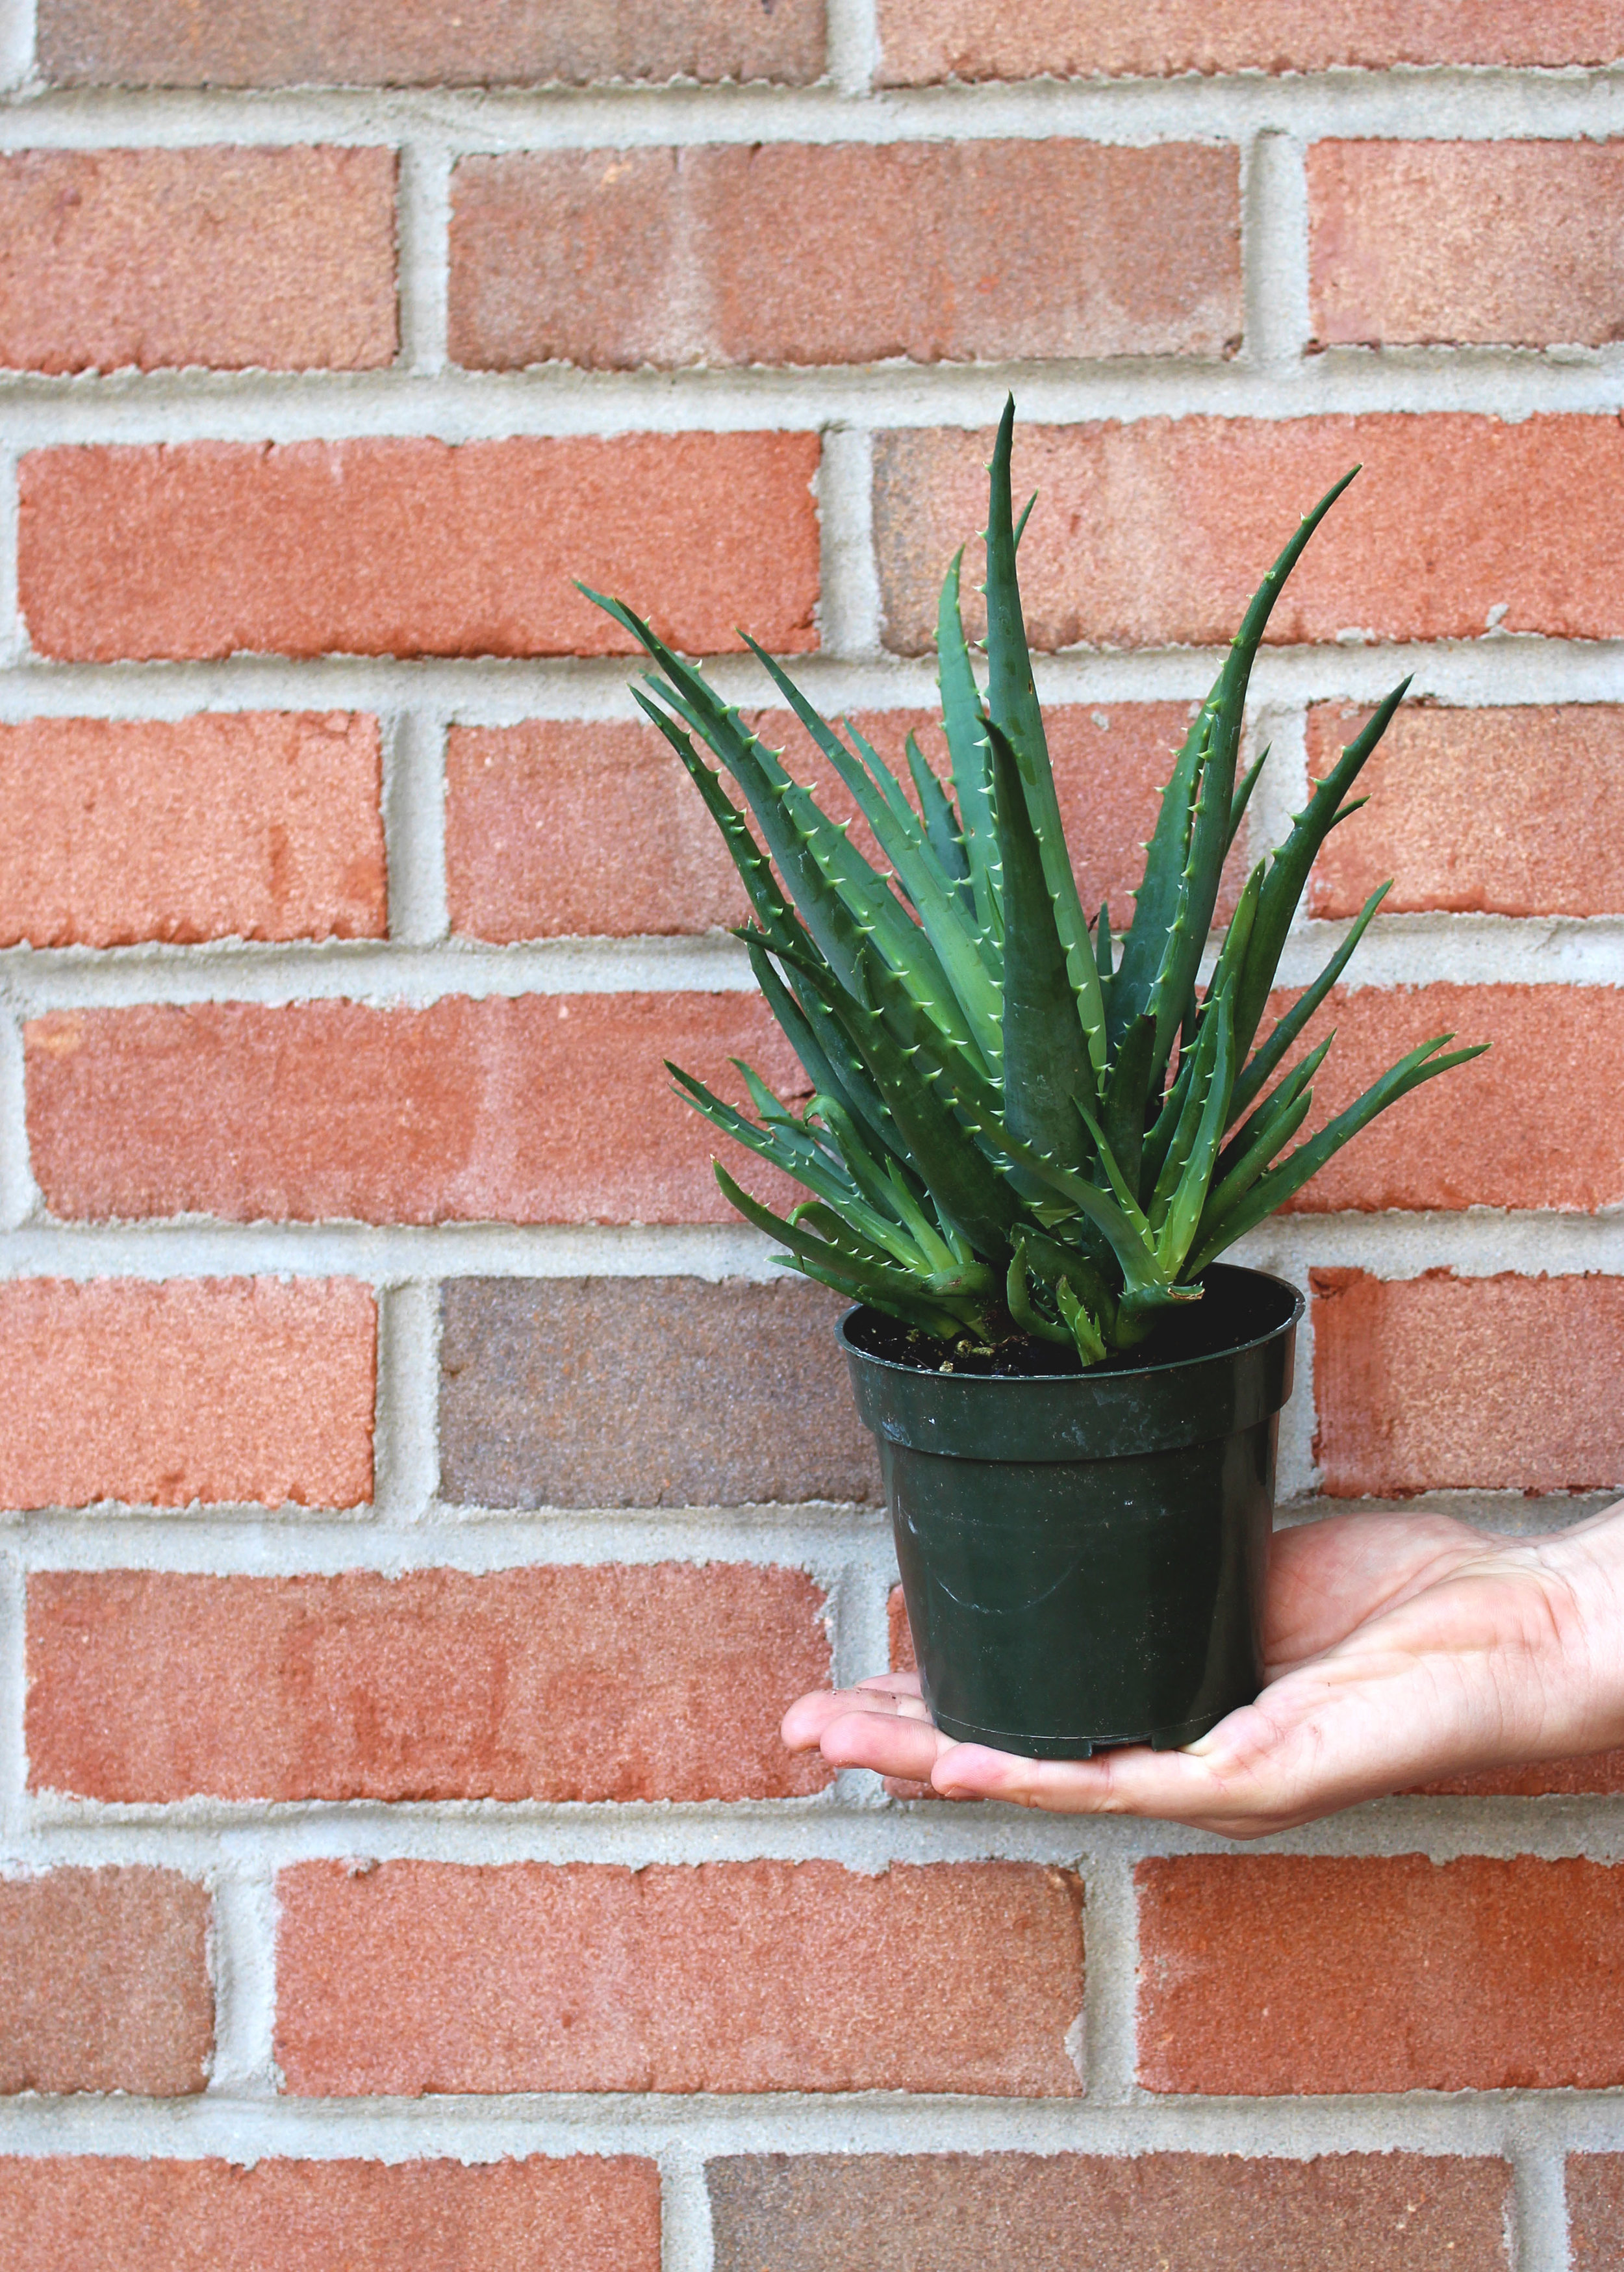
<box><xmin>585</xmin><ymin>400</ymin><xmax>1483</xmax><ymax>1760</ymax></box>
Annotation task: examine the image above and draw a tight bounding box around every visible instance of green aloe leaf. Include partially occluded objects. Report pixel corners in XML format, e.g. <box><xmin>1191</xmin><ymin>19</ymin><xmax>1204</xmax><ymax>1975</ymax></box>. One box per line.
<box><xmin>1230</xmin><ymin>680</ymin><xmax>1409</xmax><ymax>1075</ymax></box>
<box><xmin>983</xmin><ymin>396</ymin><xmax>1107</xmax><ymax>1087</ymax></box>
<box><xmin>936</xmin><ymin>550</ymin><xmax>1003</xmax><ymax>956</ymax></box>
<box><xmin>985</xmin><ymin>717</ymin><xmax>1093</xmax><ymax>1177</ymax></box>
<box><xmin>1100</xmin><ymin>1009</ymin><xmax>1156</xmax><ymax>1203</ymax></box>
<box><xmin>906</xmin><ymin>732</ymin><xmax>975</xmax><ymax>917</ymax></box>
<box><xmin>1156</xmin><ymin>991</ymin><xmax>1236</xmax><ymax>1276</ymax></box>
<box><xmin>1113</xmin><ymin>465</ymin><xmax>1362</xmax><ymax>1057</ymax></box>
<box><xmin>1185</xmin><ymin>1033</ymin><xmax>1490</xmax><ymax>1275</ymax></box>
<box><xmin>1228</xmin><ymin>879</ymin><xmax>1391</xmax><ymax>1126</ymax></box>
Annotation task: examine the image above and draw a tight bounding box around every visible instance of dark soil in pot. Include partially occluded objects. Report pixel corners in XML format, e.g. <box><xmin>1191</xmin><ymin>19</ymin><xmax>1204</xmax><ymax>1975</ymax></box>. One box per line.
<box><xmin>841</xmin><ymin>1264</ymin><xmax>1304</xmax><ymax>1760</ymax></box>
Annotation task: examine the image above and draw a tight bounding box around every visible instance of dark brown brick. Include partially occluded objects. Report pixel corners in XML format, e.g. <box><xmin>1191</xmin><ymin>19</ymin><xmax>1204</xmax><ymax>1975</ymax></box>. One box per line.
<box><xmin>1571</xmin><ymin>2156</ymin><xmax>1624</xmax><ymax>2268</ymax></box>
<box><xmin>707</xmin><ymin>2152</ymin><xmax>1513</xmax><ymax>2271</ymax></box>
<box><xmin>0</xmin><ymin>1869</ymin><xmax>212</xmax><ymax>2095</ymax></box>
<box><xmin>36</xmin><ymin>1</ymin><xmax>826</xmax><ymax>87</ymax></box>
<box><xmin>438</xmin><ymin>1277</ymin><xmax>878</xmax><ymax>1507</ymax></box>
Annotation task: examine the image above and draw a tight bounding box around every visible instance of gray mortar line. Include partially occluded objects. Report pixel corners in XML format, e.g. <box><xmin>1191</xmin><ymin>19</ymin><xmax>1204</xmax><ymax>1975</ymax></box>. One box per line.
<box><xmin>206</xmin><ymin>1855</ymin><xmax>281</xmax><ymax>2099</ymax></box>
<box><xmin>0</xmin><ymin>1209</ymin><xmax>1614</xmax><ymax>1288</ymax></box>
<box><xmin>1241</xmin><ymin>129</ymin><xmax>1310</xmax><ymax>372</ymax></box>
<box><xmin>0</xmin><ymin>2085</ymin><xmax>1618</xmax><ymax>2162</ymax></box>
<box><xmin>0</xmin><ymin>0</ymin><xmax>30</xmax><ymax>94</ymax></box>
<box><xmin>1510</xmin><ymin>2129</ymin><xmax>1573</xmax><ymax>2272</ymax></box>
<box><xmin>6</xmin><ymin>68</ymin><xmax>1624</xmax><ymax>151</ymax></box>
<box><xmin>0</xmin><ymin>1545</ymin><xmax>25</xmax><ymax>1838</ymax></box>
<box><xmin>816</xmin><ymin>424</ymin><xmax>882</xmax><ymax>659</ymax></box>
<box><xmin>0</xmin><ymin>636</ymin><xmax>1621</xmax><ymax>722</ymax></box>
<box><xmin>395</xmin><ymin>139</ymin><xmax>450</xmax><ymax>376</ymax></box>
<box><xmin>380</xmin><ymin>708</ymin><xmax>451</xmax><ymax>944</ymax></box>
<box><xmin>825</xmin><ymin>0</ymin><xmax>878</xmax><ymax>100</ymax></box>
<box><xmin>5</xmin><ymin>350</ymin><xmax>1624</xmax><ymax>440</ymax></box>
<box><xmin>369</xmin><ymin>1282</ymin><xmax>441</xmax><ymax>1525</ymax></box>
<box><xmin>0</xmin><ymin>911</ymin><xmax>1612</xmax><ymax>1010</ymax></box>
<box><xmin>658</xmin><ymin>2143</ymin><xmax>715</xmax><ymax>2272</ymax></box>
<box><xmin>15</xmin><ymin>1793</ymin><xmax>1624</xmax><ymax>1874</ymax></box>
<box><xmin>0</xmin><ymin>1010</ymin><xmax>38</xmax><ymax>1231</ymax></box>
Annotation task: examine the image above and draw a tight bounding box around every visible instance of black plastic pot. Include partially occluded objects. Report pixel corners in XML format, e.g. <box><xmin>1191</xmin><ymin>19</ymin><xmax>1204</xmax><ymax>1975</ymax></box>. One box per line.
<box><xmin>841</xmin><ymin>1263</ymin><xmax>1303</xmax><ymax>1759</ymax></box>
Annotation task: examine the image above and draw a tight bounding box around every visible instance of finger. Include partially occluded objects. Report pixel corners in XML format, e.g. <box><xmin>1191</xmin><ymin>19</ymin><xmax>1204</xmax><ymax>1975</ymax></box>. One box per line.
<box><xmin>931</xmin><ymin>1718</ymin><xmax>1295</xmax><ymax>1834</ymax></box>
<box><xmin>818</xmin><ymin>1705</ymin><xmax>958</xmax><ymax>1783</ymax></box>
<box><xmin>856</xmin><ymin>1670</ymin><xmax>924</xmax><ymax>1698</ymax></box>
<box><xmin>780</xmin><ymin>1683</ymin><xmax>931</xmax><ymax>1750</ymax></box>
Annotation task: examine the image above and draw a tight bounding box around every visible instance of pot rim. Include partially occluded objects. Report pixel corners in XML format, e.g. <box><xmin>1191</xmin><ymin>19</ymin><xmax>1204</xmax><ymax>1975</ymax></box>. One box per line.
<box><xmin>837</xmin><ymin>1260</ymin><xmax>1304</xmax><ymax>1388</ymax></box>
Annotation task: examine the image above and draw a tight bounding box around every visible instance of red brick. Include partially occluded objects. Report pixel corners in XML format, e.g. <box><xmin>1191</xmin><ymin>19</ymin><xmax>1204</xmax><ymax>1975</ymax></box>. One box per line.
<box><xmin>25</xmin><ymin>997</ymin><xmax>802</xmax><ymax>1225</ymax></box>
<box><xmin>0</xmin><ymin>2155</ymin><xmax>661</xmax><ymax>2272</ymax></box>
<box><xmin>0</xmin><ymin>1869</ymin><xmax>210</xmax><ymax>2095</ymax></box>
<box><xmin>874</xmin><ymin>415</ymin><xmax>1624</xmax><ymax>652</ymax></box>
<box><xmin>38</xmin><ymin>0</ymin><xmax>825</xmax><ymax>87</ymax></box>
<box><xmin>0</xmin><ymin>1278</ymin><xmax>374</xmax><ymax>1509</ymax></box>
<box><xmin>446</xmin><ymin>702</ymin><xmax>1197</xmax><ymax>939</ymax></box>
<box><xmin>1313</xmin><ymin>1270</ymin><xmax>1624</xmax><ymax>1496</ymax></box>
<box><xmin>0</xmin><ymin>148</ymin><xmax>395</xmax><ymax>374</ymax></box>
<box><xmin>1277</xmin><ymin>984</ymin><xmax>1619</xmax><ymax>1214</ymax></box>
<box><xmin>1310</xmin><ymin>141</ymin><xmax>1624</xmax><ymax>349</ymax></box>
<box><xmin>1571</xmin><ymin>2157</ymin><xmax>1624</xmax><ymax>2269</ymax></box>
<box><xmin>18</xmin><ymin>435</ymin><xmax>819</xmax><ymax>662</ymax></box>
<box><xmin>450</xmin><ymin>143</ymin><xmax>1238</xmax><ymax>370</ymax></box>
<box><xmin>709</xmin><ymin>2152</ymin><xmax>1512</xmax><ymax>2272</ymax></box>
<box><xmin>27</xmin><ymin>1564</ymin><xmax>831</xmax><ymax>1802</ymax></box>
<box><xmin>1415</xmin><ymin>1750</ymin><xmax>1624</xmax><ymax>1797</ymax></box>
<box><xmin>876</xmin><ymin>1</ymin><xmax>1624</xmax><ymax>81</ymax></box>
<box><xmin>0</xmin><ymin>713</ymin><xmax>384</xmax><ymax>947</ymax></box>
<box><xmin>1139</xmin><ymin>1854</ymin><xmax>1624</xmax><ymax>2093</ymax></box>
<box><xmin>275</xmin><ymin>1859</ymin><xmax>1084</xmax><ymax>2095</ymax></box>
<box><xmin>1308</xmin><ymin>704</ymin><xmax>1624</xmax><ymax>919</ymax></box>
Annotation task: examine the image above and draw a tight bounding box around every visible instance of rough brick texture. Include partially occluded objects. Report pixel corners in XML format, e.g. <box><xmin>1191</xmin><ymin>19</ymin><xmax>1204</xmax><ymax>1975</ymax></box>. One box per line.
<box><xmin>25</xmin><ymin>996</ymin><xmax>805</xmax><ymax>1225</ymax></box>
<box><xmin>1571</xmin><ymin>2158</ymin><xmax>1624</xmax><ymax>2269</ymax></box>
<box><xmin>438</xmin><ymin>1277</ymin><xmax>879</xmax><ymax>1507</ymax></box>
<box><xmin>876</xmin><ymin>1</ymin><xmax>1624</xmax><ymax>80</ymax></box>
<box><xmin>450</xmin><ymin>142</ymin><xmax>1239</xmax><ymax>369</ymax></box>
<box><xmin>1279</xmin><ymin>984</ymin><xmax>1619</xmax><ymax>1215</ymax></box>
<box><xmin>0</xmin><ymin>1870</ymin><xmax>211</xmax><ymax>2095</ymax></box>
<box><xmin>27</xmin><ymin>1563</ymin><xmax>833</xmax><ymax>1802</ymax></box>
<box><xmin>275</xmin><ymin>1859</ymin><xmax>1084</xmax><ymax>2095</ymax></box>
<box><xmin>1313</xmin><ymin>1270</ymin><xmax>1624</xmax><ymax>1496</ymax></box>
<box><xmin>0</xmin><ymin>2156</ymin><xmax>662</xmax><ymax>2272</ymax></box>
<box><xmin>1311</xmin><ymin>140</ymin><xmax>1624</xmax><ymax>350</ymax></box>
<box><xmin>0</xmin><ymin>713</ymin><xmax>384</xmax><ymax>947</ymax></box>
<box><xmin>38</xmin><ymin>0</ymin><xmax>826</xmax><ymax>86</ymax></box>
<box><xmin>1308</xmin><ymin>704</ymin><xmax>1624</xmax><ymax>918</ymax></box>
<box><xmin>708</xmin><ymin>2153</ymin><xmax>1513</xmax><ymax>2272</ymax></box>
<box><xmin>875</xmin><ymin>415</ymin><xmax>1624</xmax><ymax>652</ymax></box>
<box><xmin>0</xmin><ymin>148</ymin><xmax>396</xmax><ymax>373</ymax></box>
<box><xmin>18</xmin><ymin>435</ymin><xmax>820</xmax><ymax>661</ymax></box>
<box><xmin>445</xmin><ymin>702</ymin><xmax>1202</xmax><ymax>939</ymax></box>
<box><xmin>0</xmin><ymin>1277</ymin><xmax>374</xmax><ymax>1509</ymax></box>
<box><xmin>1138</xmin><ymin>1855</ymin><xmax>1624</xmax><ymax>2092</ymax></box>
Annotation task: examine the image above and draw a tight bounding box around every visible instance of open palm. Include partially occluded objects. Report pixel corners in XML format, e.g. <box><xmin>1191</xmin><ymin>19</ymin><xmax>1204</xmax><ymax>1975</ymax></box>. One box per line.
<box><xmin>783</xmin><ymin>1501</ymin><xmax>1624</xmax><ymax>1837</ymax></box>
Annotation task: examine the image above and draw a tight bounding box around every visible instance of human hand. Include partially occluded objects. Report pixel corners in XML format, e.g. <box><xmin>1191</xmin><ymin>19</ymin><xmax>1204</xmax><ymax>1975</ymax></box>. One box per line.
<box><xmin>782</xmin><ymin>1500</ymin><xmax>1624</xmax><ymax>1837</ymax></box>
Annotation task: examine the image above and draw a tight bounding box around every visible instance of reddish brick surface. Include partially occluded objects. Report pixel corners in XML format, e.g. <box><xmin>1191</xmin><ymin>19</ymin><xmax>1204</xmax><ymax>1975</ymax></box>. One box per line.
<box><xmin>1138</xmin><ymin>1854</ymin><xmax>1624</xmax><ymax>2093</ymax></box>
<box><xmin>38</xmin><ymin>0</ymin><xmax>826</xmax><ymax>86</ymax></box>
<box><xmin>876</xmin><ymin>1</ymin><xmax>1624</xmax><ymax>80</ymax></box>
<box><xmin>0</xmin><ymin>1278</ymin><xmax>374</xmax><ymax>1509</ymax></box>
<box><xmin>450</xmin><ymin>142</ymin><xmax>1238</xmax><ymax>370</ymax></box>
<box><xmin>275</xmin><ymin>1859</ymin><xmax>1084</xmax><ymax>2095</ymax></box>
<box><xmin>0</xmin><ymin>713</ymin><xmax>384</xmax><ymax>947</ymax></box>
<box><xmin>1308</xmin><ymin>704</ymin><xmax>1624</xmax><ymax>918</ymax></box>
<box><xmin>708</xmin><ymin>2152</ymin><xmax>1513</xmax><ymax>2272</ymax></box>
<box><xmin>1415</xmin><ymin>1751</ymin><xmax>1624</xmax><ymax>1798</ymax></box>
<box><xmin>25</xmin><ymin>996</ymin><xmax>804</xmax><ymax>1225</ymax></box>
<box><xmin>1313</xmin><ymin>1270</ymin><xmax>1624</xmax><ymax>1497</ymax></box>
<box><xmin>18</xmin><ymin>435</ymin><xmax>820</xmax><ymax>661</ymax></box>
<box><xmin>0</xmin><ymin>1869</ymin><xmax>211</xmax><ymax>2095</ymax></box>
<box><xmin>446</xmin><ymin>702</ymin><xmax>1198</xmax><ymax>939</ymax></box>
<box><xmin>0</xmin><ymin>2156</ymin><xmax>661</xmax><ymax>2271</ymax></box>
<box><xmin>27</xmin><ymin>1564</ymin><xmax>832</xmax><ymax>1802</ymax></box>
<box><xmin>874</xmin><ymin>415</ymin><xmax>1624</xmax><ymax>652</ymax></box>
<box><xmin>1276</xmin><ymin>984</ymin><xmax>1618</xmax><ymax>1215</ymax></box>
<box><xmin>1310</xmin><ymin>141</ymin><xmax>1624</xmax><ymax>350</ymax></box>
<box><xmin>438</xmin><ymin>1277</ymin><xmax>878</xmax><ymax>1507</ymax></box>
<box><xmin>0</xmin><ymin>148</ymin><xmax>396</xmax><ymax>374</ymax></box>
<box><xmin>1571</xmin><ymin>2157</ymin><xmax>1624</xmax><ymax>2269</ymax></box>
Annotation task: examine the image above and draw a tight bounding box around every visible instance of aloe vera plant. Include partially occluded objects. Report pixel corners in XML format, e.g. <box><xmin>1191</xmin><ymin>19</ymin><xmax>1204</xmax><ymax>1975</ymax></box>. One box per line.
<box><xmin>585</xmin><ymin>400</ymin><xmax>1484</xmax><ymax>1369</ymax></box>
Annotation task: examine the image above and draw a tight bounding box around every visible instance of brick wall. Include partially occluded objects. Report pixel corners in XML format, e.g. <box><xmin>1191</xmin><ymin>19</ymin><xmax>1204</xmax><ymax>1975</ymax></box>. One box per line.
<box><xmin>1</xmin><ymin>8</ymin><xmax>1622</xmax><ymax>2267</ymax></box>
